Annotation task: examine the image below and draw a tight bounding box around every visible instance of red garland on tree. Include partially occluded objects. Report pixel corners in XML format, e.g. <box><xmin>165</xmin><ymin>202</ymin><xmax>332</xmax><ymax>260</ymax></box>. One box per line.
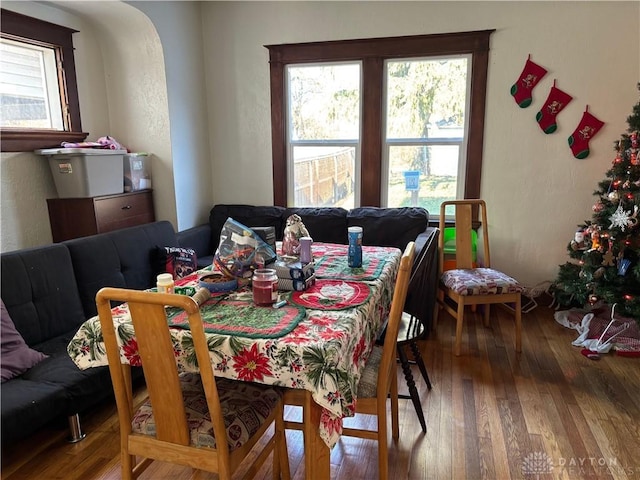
<box><xmin>552</xmin><ymin>84</ymin><xmax>640</xmax><ymax>322</ymax></box>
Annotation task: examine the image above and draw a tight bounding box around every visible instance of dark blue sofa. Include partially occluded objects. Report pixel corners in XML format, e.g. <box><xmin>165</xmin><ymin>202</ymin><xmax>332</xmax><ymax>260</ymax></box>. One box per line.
<box><xmin>1</xmin><ymin>221</ymin><xmax>178</xmax><ymax>446</ymax></box>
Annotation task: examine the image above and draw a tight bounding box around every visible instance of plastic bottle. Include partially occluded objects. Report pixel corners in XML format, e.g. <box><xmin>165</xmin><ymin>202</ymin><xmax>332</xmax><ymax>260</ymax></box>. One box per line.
<box><xmin>348</xmin><ymin>226</ymin><xmax>363</xmax><ymax>268</ymax></box>
<box><xmin>299</xmin><ymin>236</ymin><xmax>313</xmax><ymax>264</ymax></box>
<box><xmin>156</xmin><ymin>273</ymin><xmax>175</xmax><ymax>294</ymax></box>
<box><xmin>252</xmin><ymin>269</ymin><xmax>278</xmax><ymax>306</ymax></box>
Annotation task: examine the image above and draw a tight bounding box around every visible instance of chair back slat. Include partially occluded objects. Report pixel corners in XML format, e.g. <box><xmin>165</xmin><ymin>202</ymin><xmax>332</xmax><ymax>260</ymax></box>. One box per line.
<box><xmin>127</xmin><ymin>301</ymin><xmax>190</xmax><ymax>445</ymax></box>
<box><xmin>439</xmin><ymin>199</ymin><xmax>492</xmax><ymax>271</ymax></box>
<box><xmin>378</xmin><ymin>242</ymin><xmax>415</xmax><ymax>390</ymax></box>
<box><xmin>454</xmin><ymin>203</ymin><xmax>475</xmax><ymax>269</ymax></box>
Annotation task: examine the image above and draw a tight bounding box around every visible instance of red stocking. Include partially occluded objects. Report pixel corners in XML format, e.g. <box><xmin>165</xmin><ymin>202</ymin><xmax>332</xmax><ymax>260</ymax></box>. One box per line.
<box><xmin>568</xmin><ymin>108</ymin><xmax>605</xmax><ymax>159</ymax></box>
<box><xmin>535</xmin><ymin>81</ymin><xmax>573</xmax><ymax>134</ymax></box>
<box><xmin>510</xmin><ymin>56</ymin><xmax>547</xmax><ymax>108</ymax></box>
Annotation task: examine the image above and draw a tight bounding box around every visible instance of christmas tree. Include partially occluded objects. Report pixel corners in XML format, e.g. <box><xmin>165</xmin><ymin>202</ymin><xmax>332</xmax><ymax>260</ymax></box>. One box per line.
<box><xmin>553</xmin><ymin>84</ymin><xmax>640</xmax><ymax>321</ymax></box>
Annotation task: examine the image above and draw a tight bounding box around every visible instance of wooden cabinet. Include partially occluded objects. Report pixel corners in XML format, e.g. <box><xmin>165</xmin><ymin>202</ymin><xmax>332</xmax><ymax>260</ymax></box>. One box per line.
<box><xmin>47</xmin><ymin>190</ymin><xmax>155</xmax><ymax>242</ymax></box>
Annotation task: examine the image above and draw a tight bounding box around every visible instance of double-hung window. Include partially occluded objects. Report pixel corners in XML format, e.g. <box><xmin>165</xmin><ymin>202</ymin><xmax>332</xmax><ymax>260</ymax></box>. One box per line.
<box><xmin>266</xmin><ymin>30</ymin><xmax>493</xmax><ymax>216</ymax></box>
<box><xmin>0</xmin><ymin>9</ymin><xmax>87</xmax><ymax>152</ymax></box>
<box><xmin>286</xmin><ymin>62</ymin><xmax>361</xmax><ymax>208</ymax></box>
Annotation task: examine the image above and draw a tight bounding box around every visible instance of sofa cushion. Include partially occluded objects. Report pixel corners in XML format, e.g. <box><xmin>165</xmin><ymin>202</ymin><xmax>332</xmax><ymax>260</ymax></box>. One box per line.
<box><xmin>347</xmin><ymin>207</ymin><xmax>429</xmax><ymax>250</ymax></box>
<box><xmin>0</xmin><ymin>244</ymin><xmax>87</xmax><ymax>347</ymax></box>
<box><xmin>0</xmin><ymin>377</ymin><xmax>68</xmax><ymax>444</ymax></box>
<box><xmin>1</xmin><ymin>300</ymin><xmax>47</xmax><ymax>382</ymax></box>
<box><xmin>24</xmin><ymin>337</ymin><xmax>114</xmax><ymax>416</ymax></box>
<box><xmin>285</xmin><ymin>207</ymin><xmax>348</xmax><ymax>244</ymax></box>
<box><xmin>209</xmin><ymin>205</ymin><xmax>286</xmax><ymax>247</ymax></box>
<box><xmin>65</xmin><ymin>221</ymin><xmax>178</xmax><ymax>318</ymax></box>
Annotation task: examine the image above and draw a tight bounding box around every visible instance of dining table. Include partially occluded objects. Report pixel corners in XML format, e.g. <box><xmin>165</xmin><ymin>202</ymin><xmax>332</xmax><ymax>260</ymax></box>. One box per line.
<box><xmin>68</xmin><ymin>242</ymin><xmax>401</xmax><ymax>480</ymax></box>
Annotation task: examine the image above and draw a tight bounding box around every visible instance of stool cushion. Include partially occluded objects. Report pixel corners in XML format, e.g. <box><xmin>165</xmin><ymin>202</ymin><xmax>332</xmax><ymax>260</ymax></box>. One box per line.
<box><xmin>131</xmin><ymin>373</ymin><xmax>281</xmax><ymax>450</ymax></box>
<box><xmin>441</xmin><ymin>268</ymin><xmax>522</xmax><ymax>296</ymax></box>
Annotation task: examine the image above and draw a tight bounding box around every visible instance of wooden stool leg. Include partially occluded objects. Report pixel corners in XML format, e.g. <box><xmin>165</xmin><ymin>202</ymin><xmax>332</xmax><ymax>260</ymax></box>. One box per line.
<box><xmin>397</xmin><ymin>345</ymin><xmax>426</xmax><ymax>433</ymax></box>
<box><xmin>409</xmin><ymin>340</ymin><xmax>432</xmax><ymax>390</ymax></box>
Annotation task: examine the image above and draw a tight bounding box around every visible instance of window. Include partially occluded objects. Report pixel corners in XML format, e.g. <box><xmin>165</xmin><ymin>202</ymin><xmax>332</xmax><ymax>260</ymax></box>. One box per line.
<box><xmin>0</xmin><ymin>9</ymin><xmax>87</xmax><ymax>152</ymax></box>
<box><xmin>287</xmin><ymin>62</ymin><xmax>360</xmax><ymax>208</ymax></box>
<box><xmin>266</xmin><ymin>30</ymin><xmax>493</xmax><ymax>212</ymax></box>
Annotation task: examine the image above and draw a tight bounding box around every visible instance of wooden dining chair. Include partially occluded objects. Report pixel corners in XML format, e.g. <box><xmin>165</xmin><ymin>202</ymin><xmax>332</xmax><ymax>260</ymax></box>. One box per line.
<box><xmin>283</xmin><ymin>242</ymin><xmax>415</xmax><ymax>480</ymax></box>
<box><xmin>95</xmin><ymin>287</ymin><xmax>290</xmax><ymax>480</ymax></box>
<box><xmin>434</xmin><ymin>199</ymin><xmax>523</xmax><ymax>356</ymax></box>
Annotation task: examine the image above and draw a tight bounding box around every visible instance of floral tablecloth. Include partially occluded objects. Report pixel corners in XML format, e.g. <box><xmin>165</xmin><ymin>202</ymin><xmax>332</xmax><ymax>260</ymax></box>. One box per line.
<box><xmin>68</xmin><ymin>243</ymin><xmax>400</xmax><ymax>448</ymax></box>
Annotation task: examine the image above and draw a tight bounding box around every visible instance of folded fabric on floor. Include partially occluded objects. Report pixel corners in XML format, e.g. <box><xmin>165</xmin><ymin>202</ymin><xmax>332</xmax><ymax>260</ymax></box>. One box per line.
<box><xmin>555</xmin><ymin>307</ymin><xmax>640</xmax><ymax>356</ymax></box>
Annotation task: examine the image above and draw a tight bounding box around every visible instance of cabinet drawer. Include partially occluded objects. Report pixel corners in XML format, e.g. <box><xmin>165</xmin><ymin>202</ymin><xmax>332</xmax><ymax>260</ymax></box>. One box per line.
<box><xmin>94</xmin><ymin>191</ymin><xmax>154</xmax><ymax>232</ymax></box>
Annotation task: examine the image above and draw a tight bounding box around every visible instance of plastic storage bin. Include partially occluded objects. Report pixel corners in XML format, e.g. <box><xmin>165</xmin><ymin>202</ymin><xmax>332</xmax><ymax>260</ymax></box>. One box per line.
<box><xmin>123</xmin><ymin>153</ymin><xmax>152</xmax><ymax>192</ymax></box>
<box><xmin>37</xmin><ymin>148</ymin><xmax>126</xmax><ymax>198</ymax></box>
<box><xmin>443</xmin><ymin>227</ymin><xmax>477</xmax><ymax>271</ymax></box>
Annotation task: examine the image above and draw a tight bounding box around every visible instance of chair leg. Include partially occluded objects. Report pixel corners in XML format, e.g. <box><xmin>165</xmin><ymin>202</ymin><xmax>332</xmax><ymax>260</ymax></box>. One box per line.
<box><xmin>483</xmin><ymin>303</ymin><xmax>491</xmax><ymax>327</ymax></box>
<box><xmin>390</xmin><ymin>367</ymin><xmax>399</xmax><ymax>441</ymax></box>
<box><xmin>409</xmin><ymin>340</ymin><xmax>432</xmax><ymax>390</ymax></box>
<box><xmin>274</xmin><ymin>400</ymin><xmax>291</xmax><ymax>480</ymax></box>
<box><xmin>454</xmin><ymin>300</ymin><xmax>465</xmax><ymax>356</ymax></box>
<box><xmin>397</xmin><ymin>345</ymin><xmax>426</xmax><ymax>433</ymax></box>
<box><xmin>122</xmin><ymin>451</ymin><xmax>134</xmax><ymax>480</ymax></box>
<box><xmin>377</xmin><ymin>396</ymin><xmax>389</xmax><ymax>480</ymax></box>
<box><xmin>515</xmin><ymin>294</ymin><xmax>522</xmax><ymax>353</ymax></box>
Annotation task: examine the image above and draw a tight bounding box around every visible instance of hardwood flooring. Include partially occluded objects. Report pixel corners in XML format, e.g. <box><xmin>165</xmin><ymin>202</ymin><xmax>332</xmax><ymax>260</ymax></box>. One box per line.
<box><xmin>2</xmin><ymin>302</ymin><xmax>639</xmax><ymax>479</ymax></box>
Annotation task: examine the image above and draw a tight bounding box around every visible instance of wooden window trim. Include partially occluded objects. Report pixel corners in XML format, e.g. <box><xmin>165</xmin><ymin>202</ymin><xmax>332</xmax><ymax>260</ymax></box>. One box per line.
<box><xmin>266</xmin><ymin>30</ymin><xmax>494</xmax><ymax>207</ymax></box>
<box><xmin>1</xmin><ymin>9</ymin><xmax>88</xmax><ymax>152</ymax></box>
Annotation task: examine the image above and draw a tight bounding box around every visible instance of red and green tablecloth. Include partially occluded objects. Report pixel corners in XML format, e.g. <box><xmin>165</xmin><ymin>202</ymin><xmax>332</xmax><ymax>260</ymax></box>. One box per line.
<box><xmin>68</xmin><ymin>242</ymin><xmax>401</xmax><ymax>448</ymax></box>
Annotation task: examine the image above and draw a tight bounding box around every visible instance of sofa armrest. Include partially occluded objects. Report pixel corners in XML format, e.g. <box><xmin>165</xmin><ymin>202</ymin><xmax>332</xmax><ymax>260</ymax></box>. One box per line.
<box><xmin>177</xmin><ymin>224</ymin><xmax>213</xmax><ymax>259</ymax></box>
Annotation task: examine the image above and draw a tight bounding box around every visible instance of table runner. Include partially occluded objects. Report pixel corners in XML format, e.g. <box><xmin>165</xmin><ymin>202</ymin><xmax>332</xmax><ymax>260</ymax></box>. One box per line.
<box><xmin>167</xmin><ymin>297</ymin><xmax>304</xmax><ymax>338</ymax></box>
<box><xmin>311</xmin><ymin>244</ymin><xmax>395</xmax><ymax>281</ymax></box>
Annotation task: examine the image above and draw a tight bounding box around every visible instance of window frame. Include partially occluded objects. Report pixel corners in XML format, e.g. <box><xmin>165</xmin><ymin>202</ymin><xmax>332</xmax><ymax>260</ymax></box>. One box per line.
<box><xmin>266</xmin><ymin>30</ymin><xmax>493</xmax><ymax>208</ymax></box>
<box><xmin>1</xmin><ymin>9</ymin><xmax>87</xmax><ymax>152</ymax></box>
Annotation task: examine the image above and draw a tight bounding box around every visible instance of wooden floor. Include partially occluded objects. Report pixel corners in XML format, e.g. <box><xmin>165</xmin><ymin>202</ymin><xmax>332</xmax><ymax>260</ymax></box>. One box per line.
<box><xmin>2</xmin><ymin>302</ymin><xmax>639</xmax><ymax>480</ymax></box>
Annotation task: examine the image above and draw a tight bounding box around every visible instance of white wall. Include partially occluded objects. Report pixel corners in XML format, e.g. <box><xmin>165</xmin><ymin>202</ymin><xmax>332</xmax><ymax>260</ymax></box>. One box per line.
<box><xmin>0</xmin><ymin>1</ymin><xmax>111</xmax><ymax>251</ymax></box>
<box><xmin>0</xmin><ymin>1</ymin><xmax>180</xmax><ymax>251</ymax></box>
<box><xmin>1</xmin><ymin>1</ymin><xmax>638</xmax><ymax>291</ymax></box>
<box><xmin>200</xmin><ymin>1</ymin><xmax>639</xmax><ymax>287</ymax></box>
<box><xmin>128</xmin><ymin>1</ymin><xmax>212</xmax><ymax>230</ymax></box>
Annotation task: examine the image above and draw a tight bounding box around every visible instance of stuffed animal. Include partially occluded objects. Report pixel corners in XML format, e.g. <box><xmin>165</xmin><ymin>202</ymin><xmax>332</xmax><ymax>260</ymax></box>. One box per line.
<box><xmin>282</xmin><ymin>214</ymin><xmax>310</xmax><ymax>256</ymax></box>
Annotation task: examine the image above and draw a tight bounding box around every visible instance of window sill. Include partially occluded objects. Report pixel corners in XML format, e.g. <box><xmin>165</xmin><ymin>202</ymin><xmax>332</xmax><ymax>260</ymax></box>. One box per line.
<box><xmin>1</xmin><ymin>129</ymin><xmax>89</xmax><ymax>153</ymax></box>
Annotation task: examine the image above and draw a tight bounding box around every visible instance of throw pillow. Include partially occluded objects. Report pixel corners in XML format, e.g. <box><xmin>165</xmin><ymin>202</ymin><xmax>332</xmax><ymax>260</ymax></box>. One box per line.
<box><xmin>156</xmin><ymin>246</ymin><xmax>198</xmax><ymax>279</ymax></box>
<box><xmin>1</xmin><ymin>300</ymin><xmax>48</xmax><ymax>382</ymax></box>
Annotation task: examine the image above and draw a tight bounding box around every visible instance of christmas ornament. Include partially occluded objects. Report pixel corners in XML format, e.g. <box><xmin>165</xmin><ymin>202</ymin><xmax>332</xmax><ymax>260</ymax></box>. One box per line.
<box><xmin>608</xmin><ymin>190</ymin><xmax>620</xmax><ymax>202</ymax></box>
<box><xmin>601</xmin><ymin>250</ymin><xmax>615</xmax><ymax>266</ymax></box>
<box><xmin>535</xmin><ymin>81</ymin><xmax>573</xmax><ymax>134</ymax></box>
<box><xmin>609</xmin><ymin>204</ymin><xmax>639</xmax><ymax>231</ymax></box>
<box><xmin>593</xmin><ymin>201</ymin><xmax>604</xmax><ymax>212</ymax></box>
<box><xmin>570</xmin><ymin>229</ymin><xmax>587</xmax><ymax>251</ymax></box>
<box><xmin>568</xmin><ymin>107</ymin><xmax>605</xmax><ymax>159</ymax></box>
<box><xmin>618</xmin><ymin>258</ymin><xmax>631</xmax><ymax>275</ymax></box>
<box><xmin>594</xmin><ymin>266</ymin><xmax>606</xmax><ymax>278</ymax></box>
<box><xmin>588</xmin><ymin>294</ymin><xmax>599</xmax><ymax>305</ymax></box>
<box><xmin>510</xmin><ymin>55</ymin><xmax>547</xmax><ymax>108</ymax></box>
